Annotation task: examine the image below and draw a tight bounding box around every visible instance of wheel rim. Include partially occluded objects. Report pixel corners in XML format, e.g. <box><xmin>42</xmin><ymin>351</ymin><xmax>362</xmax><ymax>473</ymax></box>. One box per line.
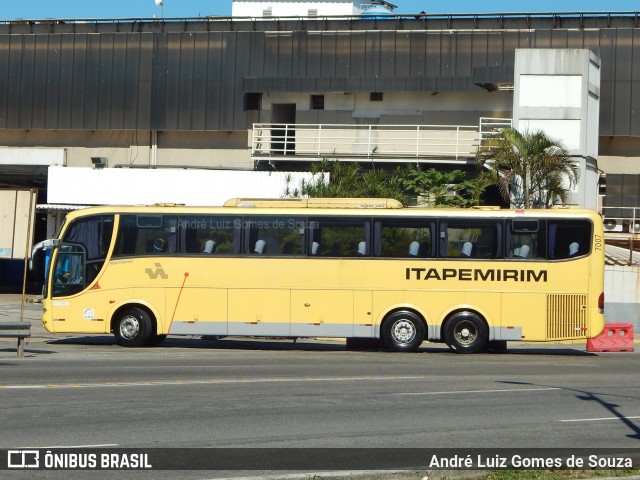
<box><xmin>453</xmin><ymin>319</ymin><xmax>478</xmax><ymax>346</ymax></box>
<box><xmin>119</xmin><ymin>315</ymin><xmax>140</xmax><ymax>340</ymax></box>
<box><xmin>391</xmin><ymin>318</ymin><xmax>416</xmax><ymax>345</ymax></box>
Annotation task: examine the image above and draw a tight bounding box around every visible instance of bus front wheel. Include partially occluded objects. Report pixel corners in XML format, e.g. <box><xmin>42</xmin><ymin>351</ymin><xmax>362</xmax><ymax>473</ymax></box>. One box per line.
<box><xmin>381</xmin><ymin>310</ymin><xmax>425</xmax><ymax>352</ymax></box>
<box><xmin>114</xmin><ymin>307</ymin><xmax>153</xmax><ymax>347</ymax></box>
<box><xmin>443</xmin><ymin>311</ymin><xmax>488</xmax><ymax>354</ymax></box>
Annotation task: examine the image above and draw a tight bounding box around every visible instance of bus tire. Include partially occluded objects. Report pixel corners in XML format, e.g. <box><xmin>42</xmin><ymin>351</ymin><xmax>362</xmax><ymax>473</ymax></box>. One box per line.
<box><xmin>443</xmin><ymin>311</ymin><xmax>488</xmax><ymax>354</ymax></box>
<box><xmin>114</xmin><ymin>307</ymin><xmax>153</xmax><ymax>347</ymax></box>
<box><xmin>381</xmin><ymin>310</ymin><xmax>425</xmax><ymax>352</ymax></box>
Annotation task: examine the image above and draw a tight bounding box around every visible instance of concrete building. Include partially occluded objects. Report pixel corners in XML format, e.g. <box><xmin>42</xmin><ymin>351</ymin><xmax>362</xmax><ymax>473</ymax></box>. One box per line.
<box><xmin>1</xmin><ymin>11</ymin><xmax>640</xmax><ymax>289</ymax></box>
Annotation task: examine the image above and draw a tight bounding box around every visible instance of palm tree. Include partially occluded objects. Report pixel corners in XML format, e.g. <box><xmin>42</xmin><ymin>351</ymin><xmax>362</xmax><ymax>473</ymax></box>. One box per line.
<box><xmin>477</xmin><ymin>128</ymin><xmax>580</xmax><ymax>209</ymax></box>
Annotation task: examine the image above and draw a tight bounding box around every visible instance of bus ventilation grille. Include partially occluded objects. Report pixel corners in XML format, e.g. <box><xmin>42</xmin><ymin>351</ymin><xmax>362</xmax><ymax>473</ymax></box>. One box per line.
<box><xmin>546</xmin><ymin>294</ymin><xmax>588</xmax><ymax>340</ymax></box>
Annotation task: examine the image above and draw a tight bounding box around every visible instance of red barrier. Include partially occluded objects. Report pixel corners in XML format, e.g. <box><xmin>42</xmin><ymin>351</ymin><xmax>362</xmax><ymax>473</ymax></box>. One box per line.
<box><xmin>587</xmin><ymin>323</ymin><xmax>635</xmax><ymax>352</ymax></box>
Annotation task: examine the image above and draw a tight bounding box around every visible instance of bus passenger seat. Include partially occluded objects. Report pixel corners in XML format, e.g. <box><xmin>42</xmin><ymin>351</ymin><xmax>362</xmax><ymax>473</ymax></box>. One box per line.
<box><xmin>254</xmin><ymin>239</ymin><xmax>266</xmax><ymax>254</ymax></box>
<box><xmin>153</xmin><ymin>238</ymin><xmax>167</xmax><ymax>253</ymax></box>
<box><xmin>408</xmin><ymin>241</ymin><xmax>420</xmax><ymax>257</ymax></box>
<box><xmin>461</xmin><ymin>242</ymin><xmax>473</xmax><ymax>257</ymax></box>
<box><xmin>311</xmin><ymin>242</ymin><xmax>320</xmax><ymax>255</ymax></box>
<box><xmin>357</xmin><ymin>241</ymin><xmax>367</xmax><ymax>256</ymax></box>
<box><xmin>569</xmin><ymin>242</ymin><xmax>580</xmax><ymax>257</ymax></box>
<box><xmin>518</xmin><ymin>244</ymin><xmax>530</xmax><ymax>258</ymax></box>
<box><xmin>203</xmin><ymin>240</ymin><xmax>217</xmax><ymax>254</ymax></box>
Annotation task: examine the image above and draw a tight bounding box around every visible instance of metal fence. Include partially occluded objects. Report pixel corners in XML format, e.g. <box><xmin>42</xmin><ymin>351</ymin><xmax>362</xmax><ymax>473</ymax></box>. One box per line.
<box><xmin>251</xmin><ymin>117</ymin><xmax>512</xmax><ymax>163</ymax></box>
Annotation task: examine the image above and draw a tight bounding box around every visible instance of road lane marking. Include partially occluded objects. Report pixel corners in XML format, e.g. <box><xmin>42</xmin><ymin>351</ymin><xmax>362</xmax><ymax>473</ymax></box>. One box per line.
<box><xmin>394</xmin><ymin>387</ymin><xmax>561</xmax><ymax>396</ymax></box>
<box><xmin>0</xmin><ymin>375</ymin><xmax>426</xmax><ymax>390</ymax></box>
<box><xmin>0</xmin><ymin>379</ymin><xmax>565</xmax><ymax>398</ymax></box>
<box><xmin>560</xmin><ymin>415</ymin><xmax>640</xmax><ymax>422</ymax></box>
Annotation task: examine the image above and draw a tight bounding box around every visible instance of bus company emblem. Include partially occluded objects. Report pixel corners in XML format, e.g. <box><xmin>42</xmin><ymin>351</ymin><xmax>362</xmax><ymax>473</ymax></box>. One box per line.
<box><xmin>145</xmin><ymin>263</ymin><xmax>168</xmax><ymax>280</ymax></box>
<box><xmin>405</xmin><ymin>267</ymin><xmax>548</xmax><ymax>283</ymax></box>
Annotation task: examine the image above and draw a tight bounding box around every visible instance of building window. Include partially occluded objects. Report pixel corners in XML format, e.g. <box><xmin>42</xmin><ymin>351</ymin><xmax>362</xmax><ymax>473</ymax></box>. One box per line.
<box><xmin>244</xmin><ymin>93</ymin><xmax>262</xmax><ymax>111</ymax></box>
<box><xmin>310</xmin><ymin>95</ymin><xmax>325</xmax><ymax>110</ymax></box>
<box><xmin>263</xmin><ymin>7</ymin><xmax>272</xmax><ymax>17</ymax></box>
<box><xmin>307</xmin><ymin>9</ymin><xmax>318</xmax><ymax>16</ymax></box>
<box><xmin>370</xmin><ymin>92</ymin><xmax>384</xmax><ymax>101</ymax></box>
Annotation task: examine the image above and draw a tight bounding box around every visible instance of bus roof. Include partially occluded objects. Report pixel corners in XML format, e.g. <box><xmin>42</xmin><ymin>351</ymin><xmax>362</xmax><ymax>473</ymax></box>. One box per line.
<box><xmin>62</xmin><ymin>200</ymin><xmax>601</xmax><ymax>223</ymax></box>
<box><xmin>222</xmin><ymin>198</ymin><xmax>403</xmax><ymax>209</ymax></box>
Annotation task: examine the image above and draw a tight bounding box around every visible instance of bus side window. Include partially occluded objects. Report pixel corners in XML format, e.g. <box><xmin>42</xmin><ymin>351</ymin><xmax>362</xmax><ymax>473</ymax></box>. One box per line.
<box><xmin>441</xmin><ymin>220</ymin><xmax>501</xmax><ymax>259</ymax></box>
<box><xmin>112</xmin><ymin>215</ymin><xmax>178</xmax><ymax>256</ymax></box>
<box><xmin>309</xmin><ymin>217</ymin><xmax>369</xmax><ymax>257</ymax></box>
<box><xmin>373</xmin><ymin>219</ymin><xmax>434</xmax><ymax>258</ymax></box>
<box><xmin>243</xmin><ymin>216</ymin><xmax>306</xmax><ymax>255</ymax></box>
<box><xmin>507</xmin><ymin>219</ymin><xmax>544</xmax><ymax>259</ymax></box>
<box><xmin>548</xmin><ymin>220</ymin><xmax>591</xmax><ymax>259</ymax></box>
<box><xmin>177</xmin><ymin>215</ymin><xmax>238</xmax><ymax>254</ymax></box>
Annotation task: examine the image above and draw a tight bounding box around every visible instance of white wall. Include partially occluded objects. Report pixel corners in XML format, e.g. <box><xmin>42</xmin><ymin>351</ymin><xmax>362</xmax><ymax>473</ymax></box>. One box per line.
<box><xmin>514</xmin><ymin>49</ymin><xmax>600</xmax><ymax>159</ymax></box>
<box><xmin>604</xmin><ymin>264</ymin><xmax>640</xmax><ymax>334</ymax></box>
<box><xmin>261</xmin><ymin>91</ymin><xmax>513</xmax><ymax>120</ymax></box>
<box><xmin>0</xmin><ymin>147</ymin><xmax>65</xmax><ymax>166</ymax></box>
<box><xmin>514</xmin><ymin>49</ymin><xmax>601</xmax><ymax>209</ymax></box>
<box><xmin>47</xmin><ymin>166</ymin><xmax>313</xmax><ymax>207</ymax></box>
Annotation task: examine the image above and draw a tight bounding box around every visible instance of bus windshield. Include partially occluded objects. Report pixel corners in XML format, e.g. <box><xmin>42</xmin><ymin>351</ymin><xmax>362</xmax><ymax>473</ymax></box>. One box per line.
<box><xmin>50</xmin><ymin>215</ymin><xmax>114</xmax><ymax>297</ymax></box>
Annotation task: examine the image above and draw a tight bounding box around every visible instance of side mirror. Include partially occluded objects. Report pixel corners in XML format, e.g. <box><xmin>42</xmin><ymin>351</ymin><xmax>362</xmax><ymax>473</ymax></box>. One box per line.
<box><xmin>29</xmin><ymin>239</ymin><xmax>60</xmax><ymax>270</ymax></box>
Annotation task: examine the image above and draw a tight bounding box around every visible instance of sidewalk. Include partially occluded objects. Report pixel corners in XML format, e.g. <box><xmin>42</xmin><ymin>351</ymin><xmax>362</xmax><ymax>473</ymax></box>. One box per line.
<box><xmin>0</xmin><ymin>293</ymin><xmax>50</xmax><ymax>339</ymax></box>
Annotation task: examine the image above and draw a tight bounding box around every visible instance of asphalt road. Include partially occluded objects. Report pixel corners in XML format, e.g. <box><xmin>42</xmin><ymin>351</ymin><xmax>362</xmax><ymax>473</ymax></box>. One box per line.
<box><xmin>1</xmin><ymin>298</ymin><xmax>639</xmax><ymax>479</ymax></box>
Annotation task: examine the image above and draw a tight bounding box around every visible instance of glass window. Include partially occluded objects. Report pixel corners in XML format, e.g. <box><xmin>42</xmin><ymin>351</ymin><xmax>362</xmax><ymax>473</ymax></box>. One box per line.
<box><xmin>52</xmin><ymin>244</ymin><xmax>86</xmax><ymax>297</ymax></box>
<box><xmin>441</xmin><ymin>220</ymin><xmax>500</xmax><ymax>259</ymax></box>
<box><xmin>113</xmin><ymin>215</ymin><xmax>178</xmax><ymax>257</ymax></box>
<box><xmin>506</xmin><ymin>219</ymin><xmax>545</xmax><ymax>259</ymax></box>
<box><xmin>52</xmin><ymin>215</ymin><xmax>114</xmax><ymax>297</ymax></box>
<box><xmin>179</xmin><ymin>216</ymin><xmax>240</xmax><ymax>254</ymax></box>
<box><xmin>243</xmin><ymin>216</ymin><xmax>306</xmax><ymax>255</ymax></box>
<box><xmin>61</xmin><ymin>215</ymin><xmax>114</xmax><ymax>261</ymax></box>
<box><xmin>309</xmin><ymin>218</ymin><xmax>370</xmax><ymax>257</ymax></box>
<box><xmin>548</xmin><ymin>220</ymin><xmax>592</xmax><ymax>259</ymax></box>
<box><xmin>374</xmin><ymin>219</ymin><xmax>434</xmax><ymax>258</ymax></box>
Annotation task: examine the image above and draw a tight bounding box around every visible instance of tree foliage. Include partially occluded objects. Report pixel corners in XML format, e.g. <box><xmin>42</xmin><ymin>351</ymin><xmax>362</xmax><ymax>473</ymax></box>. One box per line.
<box><xmin>400</xmin><ymin>167</ymin><xmax>486</xmax><ymax>207</ymax></box>
<box><xmin>476</xmin><ymin>127</ymin><xmax>579</xmax><ymax>209</ymax></box>
<box><xmin>283</xmin><ymin>159</ymin><xmax>485</xmax><ymax>207</ymax></box>
<box><xmin>283</xmin><ymin>160</ymin><xmax>408</xmax><ymax>203</ymax></box>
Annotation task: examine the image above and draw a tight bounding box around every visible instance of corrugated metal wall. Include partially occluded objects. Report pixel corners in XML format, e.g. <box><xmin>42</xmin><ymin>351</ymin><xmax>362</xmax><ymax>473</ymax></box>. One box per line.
<box><xmin>0</xmin><ymin>15</ymin><xmax>638</xmax><ymax>134</ymax></box>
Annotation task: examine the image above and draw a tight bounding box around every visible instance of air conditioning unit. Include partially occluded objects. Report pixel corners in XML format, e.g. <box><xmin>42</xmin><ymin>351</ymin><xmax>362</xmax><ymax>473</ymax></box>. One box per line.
<box><xmin>603</xmin><ymin>218</ymin><xmax>623</xmax><ymax>232</ymax></box>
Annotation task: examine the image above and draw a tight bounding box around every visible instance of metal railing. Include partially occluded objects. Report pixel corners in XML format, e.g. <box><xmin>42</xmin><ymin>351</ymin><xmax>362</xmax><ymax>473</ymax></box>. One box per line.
<box><xmin>602</xmin><ymin>206</ymin><xmax>640</xmax><ymax>233</ymax></box>
<box><xmin>251</xmin><ymin>118</ymin><xmax>512</xmax><ymax>163</ymax></box>
<box><xmin>601</xmin><ymin>206</ymin><xmax>640</xmax><ymax>265</ymax></box>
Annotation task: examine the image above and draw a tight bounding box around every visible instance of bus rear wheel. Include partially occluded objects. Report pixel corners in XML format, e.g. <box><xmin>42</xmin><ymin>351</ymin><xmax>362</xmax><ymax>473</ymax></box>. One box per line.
<box><xmin>443</xmin><ymin>311</ymin><xmax>488</xmax><ymax>354</ymax></box>
<box><xmin>114</xmin><ymin>307</ymin><xmax>153</xmax><ymax>347</ymax></box>
<box><xmin>381</xmin><ymin>310</ymin><xmax>425</xmax><ymax>352</ymax></box>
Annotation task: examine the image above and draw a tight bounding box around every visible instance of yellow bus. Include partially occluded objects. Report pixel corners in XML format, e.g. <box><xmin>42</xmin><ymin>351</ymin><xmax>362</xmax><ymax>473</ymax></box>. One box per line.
<box><xmin>35</xmin><ymin>198</ymin><xmax>605</xmax><ymax>353</ymax></box>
